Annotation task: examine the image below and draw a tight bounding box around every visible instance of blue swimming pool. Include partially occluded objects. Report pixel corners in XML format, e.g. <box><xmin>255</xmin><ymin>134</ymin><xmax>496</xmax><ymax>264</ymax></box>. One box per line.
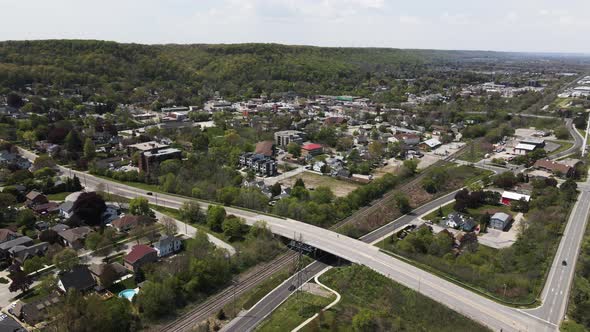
<box><xmin>118</xmin><ymin>288</ymin><xmax>139</xmax><ymax>301</ymax></box>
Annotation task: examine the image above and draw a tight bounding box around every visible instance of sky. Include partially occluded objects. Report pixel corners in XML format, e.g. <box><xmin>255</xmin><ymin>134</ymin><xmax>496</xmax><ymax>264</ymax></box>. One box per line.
<box><xmin>1</xmin><ymin>0</ymin><xmax>590</xmax><ymax>53</ymax></box>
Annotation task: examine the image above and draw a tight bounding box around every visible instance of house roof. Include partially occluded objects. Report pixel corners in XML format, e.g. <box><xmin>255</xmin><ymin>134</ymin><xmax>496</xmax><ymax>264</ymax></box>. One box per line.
<box><xmin>515</xmin><ymin>143</ymin><xmax>536</xmax><ymax>151</ymax></box>
<box><xmin>302</xmin><ymin>143</ymin><xmax>322</xmax><ymax>151</ymax></box>
<box><xmin>111</xmin><ymin>215</ymin><xmax>152</xmax><ymax>229</ymax></box>
<box><xmin>59</xmin><ymin>266</ymin><xmax>96</xmax><ymax>292</ymax></box>
<box><xmin>0</xmin><ymin>236</ymin><xmax>33</xmax><ymax>251</ymax></box>
<box><xmin>88</xmin><ymin>262</ymin><xmax>127</xmax><ymax>277</ymax></box>
<box><xmin>254</xmin><ymin>140</ymin><xmax>274</xmax><ymax>157</ymax></box>
<box><xmin>59</xmin><ymin>201</ymin><xmax>74</xmax><ymax>213</ymax></box>
<box><xmin>155</xmin><ymin>235</ymin><xmax>180</xmax><ymax>249</ymax></box>
<box><xmin>125</xmin><ymin>244</ymin><xmax>156</xmax><ymax>264</ymax></box>
<box><xmin>25</xmin><ymin>190</ymin><xmax>44</xmax><ymax>201</ymax></box>
<box><xmin>491</xmin><ymin>212</ymin><xmax>512</xmax><ymax>222</ymax></box>
<box><xmin>422</xmin><ymin>138</ymin><xmax>442</xmax><ymax>148</ymax></box>
<box><xmin>51</xmin><ymin>223</ymin><xmax>70</xmax><ymax>233</ymax></box>
<box><xmin>0</xmin><ymin>229</ymin><xmax>18</xmax><ymax>243</ymax></box>
<box><xmin>58</xmin><ymin>226</ymin><xmax>93</xmax><ymax>243</ymax></box>
<box><xmin>533</xmin><ymin>159</ymin><xmax>572</xmax><ymax>174</ymax></box>
<box><xmin>501</xmin><ymin>191</ymin><xmax>531</xmax><ymax>202</ymax></box>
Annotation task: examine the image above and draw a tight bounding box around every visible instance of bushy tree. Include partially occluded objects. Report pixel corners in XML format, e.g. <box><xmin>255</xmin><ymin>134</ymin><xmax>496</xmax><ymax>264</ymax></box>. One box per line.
<box><xmin>207</xmin><ymin>205</ymin><xmax>226</xmax><ymax>232</ymax></box>
<box><xmin>53</xmin><ymin>248</ymin><xmax>79</xmax><ymax>272</ymax></box>
<box><xmin>72</xmin><ymin>192</ymin><xmax>106</xmax><ymax>226</ymax></box>
<box><xmin>179</xmin><ymin>201</ymin><xmax>205</xmax><ymax>224</ymax></box>
<box><xmin>129</xmin><ymin>197</ymin><xmax>154</xmax><ymax>217</ymax></box>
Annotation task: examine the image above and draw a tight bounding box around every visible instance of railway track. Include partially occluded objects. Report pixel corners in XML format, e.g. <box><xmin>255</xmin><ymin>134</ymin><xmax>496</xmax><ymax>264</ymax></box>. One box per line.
<box><xmin>158</xmin><ymin>251</ymin><xmax>297</xmax><ymax>332</ymax></box>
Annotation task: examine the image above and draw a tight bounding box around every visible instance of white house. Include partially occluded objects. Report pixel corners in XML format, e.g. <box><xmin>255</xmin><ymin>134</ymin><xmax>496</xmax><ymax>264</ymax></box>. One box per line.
<box><xmin>513</xmin><ymin>143</ymin><xmax>536</xmax><ymax>155</ymax></box>
<box><xmin>153</xmin><ymin>235</ymin><xmax>182</xmax><ymax>257</ymax></box>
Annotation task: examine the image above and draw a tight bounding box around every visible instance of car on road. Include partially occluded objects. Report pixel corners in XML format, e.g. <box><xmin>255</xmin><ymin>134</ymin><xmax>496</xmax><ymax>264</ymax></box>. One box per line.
<box><xmin>288</xmin><ymin>284</ymin><xmax>296</xmax><ymax>291</ymax></box>
<box><xmin>146</xmin><ymin>192</ymin><xmax>153</xmax><ymax>196</ymax></box>
<box><xmin>562</xmin><ymin>260</ymin><xmax>567</xmax><ymax>266</ymax></box>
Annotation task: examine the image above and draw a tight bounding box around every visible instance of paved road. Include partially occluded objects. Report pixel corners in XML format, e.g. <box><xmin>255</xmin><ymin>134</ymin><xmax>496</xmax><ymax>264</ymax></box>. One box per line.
<box><xmin>549</xmin><ymin>118</ymin><xmax>583</xmax><ymax>159</ymax></box>
<box><xmin>16</xmin><ymin>147</ymin><xmax>589</xmax><ymax>331</ymax></box>
<box><xmin>523</xmin><ymin>190</ymin><xmax>590</xmax><ymax>325</ymax></box>
<box><xmin>221</xmin><ymin>261</ymin><xmax>328</xmax><ymax>332</ymax></box>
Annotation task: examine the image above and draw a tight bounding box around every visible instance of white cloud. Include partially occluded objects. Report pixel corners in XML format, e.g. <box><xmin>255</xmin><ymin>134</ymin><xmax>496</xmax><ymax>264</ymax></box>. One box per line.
<box><xmin>440</xmin><ymin>12</ymin><xmax>472</xmax><ymax>25</ymax></box>
<box><xmin>399</xmin><ymin>15</ymin><xmax>423</xmax><ymax>25</ymax></box>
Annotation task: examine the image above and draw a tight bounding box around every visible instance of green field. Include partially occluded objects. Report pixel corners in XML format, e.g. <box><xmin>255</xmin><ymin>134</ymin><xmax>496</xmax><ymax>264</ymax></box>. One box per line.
<box><xmin>301</xmin><ymin>265</ymin><xmax>490</xmax><ymax>332</ymax></box>
<box><xmin>258</xmin><ymin>291</ymin><xmax>334</xmax><ymax>332</ymax></box>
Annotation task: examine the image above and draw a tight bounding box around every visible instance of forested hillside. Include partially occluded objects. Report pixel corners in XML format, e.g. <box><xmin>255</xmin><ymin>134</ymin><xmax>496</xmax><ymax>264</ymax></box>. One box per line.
<box><xmin>0</xmin><ymin>40</ymin><xmax>580</xmax><ymax>106</ymax></box>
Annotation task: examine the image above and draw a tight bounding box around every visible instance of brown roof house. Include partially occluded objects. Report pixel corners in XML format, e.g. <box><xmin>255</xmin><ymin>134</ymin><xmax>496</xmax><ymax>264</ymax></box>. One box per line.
<box><xmin>89</xmin><ymin>262</ymin><xmax>128</xmax><ymax>286</ymax></box>
<box><xmin>0</xmin><ymin>229</ymin><xmax>19</xmax><ymax>244</ymax></box>
<box><xmin>124</xmin><ymin>244</ymin><xmax>158</xmax><ymax>272</ymax></box>
<box><xmin>533</xmin><ymin>159</ymin><xmax>577</xmax><ymax>178</ymax></box>
<box><xmin>25</xmin><ymin>190</ymin><xmax>48</xmax><ymax>207</ymax></box>
<box><xmin>58</xmin><ymin>226</ymin><xmax>93</xmax><ymax>249</ymax></box>
<box><xmin>110</xmin><ymin>215</ymin><xmax>154</xmax><ymax>233</ymax></box>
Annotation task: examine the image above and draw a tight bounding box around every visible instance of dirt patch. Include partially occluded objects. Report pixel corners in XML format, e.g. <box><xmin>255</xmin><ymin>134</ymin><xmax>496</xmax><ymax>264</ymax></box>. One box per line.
<box><xmin>280</xmin><ymin>171</ymin><xmax>360</xmax><ymax>197</ymax></box>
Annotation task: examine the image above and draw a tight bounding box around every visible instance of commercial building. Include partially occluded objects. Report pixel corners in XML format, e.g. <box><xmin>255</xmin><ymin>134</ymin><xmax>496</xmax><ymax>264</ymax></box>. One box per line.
<box><xmin>274</xmin><ymin>130</ymin><xmax>306</xmax><ymax>147</ymax></box>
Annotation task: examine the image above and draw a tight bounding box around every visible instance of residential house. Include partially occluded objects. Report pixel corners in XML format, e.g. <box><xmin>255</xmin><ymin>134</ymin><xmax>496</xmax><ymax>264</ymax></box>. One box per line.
<box><xmin>88</xmin><ymin>262</ymin><xmax>128</xmax><ymax>286</ymax></box>
<box><xmin>533</xmin><ymin>159</ymin><xmax>575</xmax><ymax>177</ymax></box>
<box><xmin>9</xmin><ymin>242</ymin><xmax>49</xmax><ymax>264</ymax></box>
<box><xmin>110</xmin><ymin>215</ymin><xmax>154</xmax><ymax>233</ymax></box>
<box><xmin>0</xmin><ymin>229</ymin><xmax>19</xmax><ymax>244</ymax></box>
<box><xmin>490</xmin><ymin>212</ymin><xmax>513</xmax><ymax>231</ymax></box>
<box><xmin>124</xmin><ymin>244</ymin><xmax>158</xmax><ymax>272</ymax></box>
<box><xmin>420</xmin><ymin>138</ymin><xmax>442</xmax><ymax>151</ymax></box>
<box><xmin>0</xmin><ymin>236</ymin><xmax>34</xmax><ymax>263</ymax></box>
<box><xmin>58</xmin><ymin>201</ymin><xmax>75</xmax><ymax>219</ymax></box>
<box><xmin>393</xmin><ymin>133</ymin><xmax>420</xmax><ymax>146</ymax></box>
<box><xmin>501</xmin><ymin>191</ymin><xmax>531</xmax><ymax>206</ymax></box>
<box><xmin>0</xmin><ymin>150</ymin><xmax>31</xmax><ymax>170</ymax></box>
<box><xmin>58</xmin><ymin>226</ymin><xmax>93</xmax><ymax>249</ymax></box>
<box><xmin>31</xmin><ymin>202</ymin><xmax>59</xmax><ymax>215</ymax></box>
<box><xmin>153</xmin><ymin>235</ymin><xmax>182</xmax><ymax>257</ymax></box>
<box><xmin>102</xmin><ymin>204</ymin><xmax>122</xmax><ymax>224</ymax></box>
<box><xmin>11</xmin><ymin>294</ymin><xmax>61</xmax><ymax>326</ymax></box>
<box><xmin>301</xmin><ymin>143</ymin><xmax>323</xmax><ymax>157</ymax></box>
<box><xmin>57</xmin><ymin>266</ymin><xmax>97</xmax><ymax>293</ymax></box>
<box><xmin>238</xmin><ymin>153</ymin><xmax>277</xmax><ymax>177</ymax></box>
<box><xmin>127</xmin><ymin>141</ymin><xmax>182</xmax><ymax>174</ymax></box>
<box><xmin>25</xmin><ymin>191</ymin><xmax>48</xmax><ymax>207</ymax></box>
<box><xmin>446</xmin><ymin>212</ymin><xmax>476</xmax><ymax>231</ymax></box>
<box><xmin>51</xmin><ymin>223</ymin><xmax>70</xmax><ymax>233</ymax></box>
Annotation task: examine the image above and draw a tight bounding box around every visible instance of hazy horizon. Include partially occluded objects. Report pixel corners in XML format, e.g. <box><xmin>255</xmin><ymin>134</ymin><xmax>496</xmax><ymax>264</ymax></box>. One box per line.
<box><xmin>2</xmin><ymin>0</ymin><xmax>590</xmax><ymax>54</ymax></box>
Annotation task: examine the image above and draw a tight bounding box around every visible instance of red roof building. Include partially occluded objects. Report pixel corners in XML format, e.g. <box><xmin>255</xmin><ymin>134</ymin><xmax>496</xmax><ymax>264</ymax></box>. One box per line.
<box><xmin>124</xmin><ymin>244</ymin><xmax>157</xmax><ymax>272</ymax></box>
<box><xmin>301</xmin><ymin>143</ymin><xmax>323</xmax><ymax>157</ymax></box>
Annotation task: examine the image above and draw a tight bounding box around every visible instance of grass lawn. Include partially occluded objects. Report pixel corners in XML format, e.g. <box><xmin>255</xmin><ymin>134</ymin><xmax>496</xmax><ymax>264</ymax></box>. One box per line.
<box><xmin>310</xmin><ymin>265</ymin><xmax>490</xmax><ymax>332</ymax></box>
<box><xmin>279</xmin><ymin>171</ymin><xmax>361</xmax><ymax>197</ymax></box>
<box><xmin>46</xmin><ymin>191</ymin><xmax>74</xmax><ymax>201</ymax></box>
<box><xmin>458</xmin><ymin>142</ymin><xmax>489</xmax><ymax>163</ymax></box>
<box><xmin>258</xmin><ymin>291</ymin><xmax>333</xmax><ymax>332</ymax></box>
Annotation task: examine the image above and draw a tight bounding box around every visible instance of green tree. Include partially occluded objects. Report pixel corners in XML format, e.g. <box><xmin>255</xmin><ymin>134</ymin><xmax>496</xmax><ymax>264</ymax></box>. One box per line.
<box><xmin>137</xmin><ymin>281</ymin><xmax>176</xmax><ymax>319</ymax></box>
<box><xmin>207</xmin><ymin>205</ymin><xmax>226</xmax><ymax>232</ymax></box>
<box><xmin>64</xmin><ymin>130</ymin><xmax>83</xmax><ymax>152</ymax></box>
<box><xmin>287</xmin><ymin>142</ymin><xmax>301</xmax><ymax>157</ymax></box>
<box><xmin>352</xmin><ymin>309</ymin><xmax>377</xmax><ymax>331</ymax></box>
<box><xmin>53</xmin><ymin>248</ymin><xmax>79</xmax><ymax>272</ymax></box>
<box><xmin>179</xmin><ymin>201</ymin><xmax>205</xmax><ymax>224</ymax></box>
<box><xmin>394</xmin><ymin>193</ymin><xmax>412</xmax><ymax>214</ymax></box>
<box><xmin>83</xmin><ymin>138</ymin><xmax>96</xmax><ymax>160</ymax></box>
<box><xmin>222</xmin><ymin>216</ymin><xmax>247</xmax><ymax>241</ymax></box>
<box><xmin>129</xmin><ymin>197</ymin><xmax>154</xmax><ymax>217</ymax></box>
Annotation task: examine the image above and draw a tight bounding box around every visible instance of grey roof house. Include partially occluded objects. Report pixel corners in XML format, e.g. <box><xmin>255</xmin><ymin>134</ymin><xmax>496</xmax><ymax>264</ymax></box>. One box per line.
<box><xmin>490</xmin><ymin>212</ymin><xmax>513</xmax><ymax>231</ymax></box>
